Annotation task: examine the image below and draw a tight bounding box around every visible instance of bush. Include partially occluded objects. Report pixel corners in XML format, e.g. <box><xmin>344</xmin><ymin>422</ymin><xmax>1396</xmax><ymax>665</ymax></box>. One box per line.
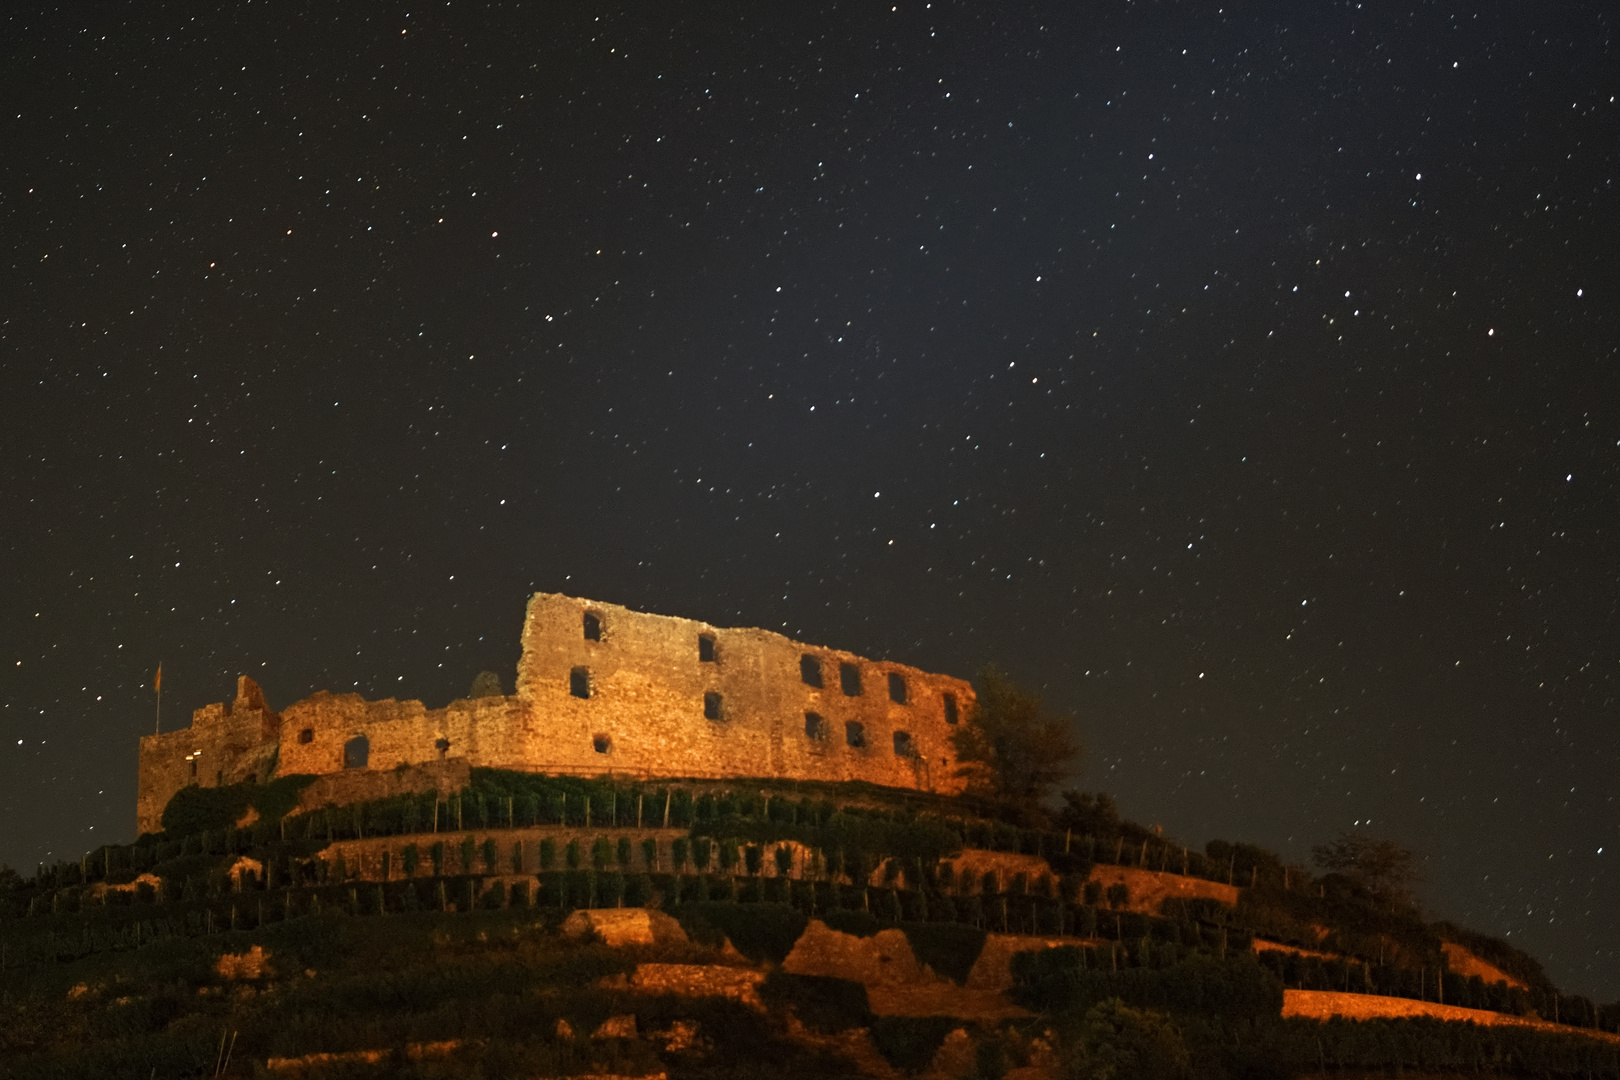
<box><xmin>674</xmin><ymin>902</ymin><xmax>808</xmax><ymax>965</ymax></box>
<box><xmin>1066</xmin><ymin>998</ymin><xmax>1191</xmax><ymax>1080</ymax></box>
<box><xmin>869</xmin><ymin>1016</ymin><xmax>959</xmax><ymax>1075</ymax></box>
<box><xmin>761</xmin><ymin>972</ymin><xmax>871</xmax><ymax>1033</ymax></box>
<box><xmin>899</xmin><ymin>922</ymin><xmax>986</xmax><ymax>985</ymax></box>
<box><xmin>822</xmin><ymin>908</ymin><xmax>881</xmax><ymax>938</ymax></box>
<box><xmin>158</xmin><ymin>775</ymin><xmax>317</xmax><ymax>836</ymax></box>
<box><xmin>1013</xmin><ymin>950</ymin><xmax>1283</xmax><ymax>1021</ymax></box>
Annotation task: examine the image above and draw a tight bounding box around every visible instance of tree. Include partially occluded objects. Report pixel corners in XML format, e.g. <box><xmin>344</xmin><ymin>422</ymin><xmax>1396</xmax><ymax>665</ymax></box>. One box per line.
<box><xmin>1058</xmin><ymin>790</ymin><xmax>1122</xmax><ymax>835</ymax></box>
<box><xmin>468</xmin><ymin>670</ymin><xmax>504</xmax><ymax>698</ymax></box>
<box><xmin>1311</xmin><ymin>830</ymin><xmax>1422</xmax><ymax>908</ymax></box>
<box><xmin>950</xmin><ymin>667</ymin><xmax>1081</xmax><ymax>822</ymax></box>
<box><xmin>1067</xmin><ymin>998</ymin><xmax>1191</xmax><ymax>1080</ymax></box>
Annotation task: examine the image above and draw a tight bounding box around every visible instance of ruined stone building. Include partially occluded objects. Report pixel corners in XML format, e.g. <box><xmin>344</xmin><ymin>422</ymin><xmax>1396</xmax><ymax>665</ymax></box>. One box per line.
<box><xmin>136</xmin><ymin>593</ymin><xmax>974</xmax><ymax>834</ymax></box>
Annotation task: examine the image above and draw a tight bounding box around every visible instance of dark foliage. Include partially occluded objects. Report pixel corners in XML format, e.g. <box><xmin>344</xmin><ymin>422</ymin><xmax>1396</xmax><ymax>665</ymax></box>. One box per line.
<box><xmin>899</xmin><ymin>922</ymin><xmax>988</xmax><ymax>985</ymax></box>
<box><xmin>1433</xmin><ymin>919</ymin><xmax>1558</xmax><ymax>995</ymax></box>
<box><xmin>869</xmin><ymin>1015</ymin><xmax>961</xmax><ymax>1075</ymax></box>
<box><xmin>671</xmin><ymin>902</ymin><xmax>807</xmax><ymax>966</ymax></box>
<box><xmin>1012</xmin><ymin>950</ymin><xmax>1284</xmax><ymax>1021</ymax></box>
<box><xmin>950</xmin><ymin>667</ymin><xmax>1081</xmax><ymax>824</ymax></box>
<box><xmin>158</xmin><ymin>775</ymin><xmax>316</xmax><ymax>837</ymax></box>
<box><xmin>760</xmin><ymin>971</ymin><xmax>872</xmax><ymax>1033</ymax></box>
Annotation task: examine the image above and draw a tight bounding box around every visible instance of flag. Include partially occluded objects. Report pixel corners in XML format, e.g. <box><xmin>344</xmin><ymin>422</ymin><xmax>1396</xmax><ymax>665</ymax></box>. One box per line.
<box><xmin>154</xmin><ymin>664</ymin><xmax>162</xmax><ymax>694</ymax></box>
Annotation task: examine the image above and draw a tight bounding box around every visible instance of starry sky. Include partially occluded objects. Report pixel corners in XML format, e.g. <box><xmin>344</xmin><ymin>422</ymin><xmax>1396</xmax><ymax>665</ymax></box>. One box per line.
<box><xmin>3</xmin><ymin>1</ymin><xmax>1617</xmax><ymax>997</ymax></box>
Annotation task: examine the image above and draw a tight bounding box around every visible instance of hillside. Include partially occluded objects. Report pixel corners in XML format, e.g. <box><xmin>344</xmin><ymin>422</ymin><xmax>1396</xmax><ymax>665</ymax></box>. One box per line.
<box><xmin>1</xmin><ymin>770</ymin><xmax>1616</xmax><ymax>1078</ymax></box>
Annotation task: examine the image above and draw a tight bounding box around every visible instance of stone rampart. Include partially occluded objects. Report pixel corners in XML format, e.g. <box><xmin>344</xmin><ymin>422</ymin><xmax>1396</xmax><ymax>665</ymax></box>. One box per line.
<box><xmin>136</xmin><ymin>593</ymin><xmax>973</xmax><ymax>834</ymax></box>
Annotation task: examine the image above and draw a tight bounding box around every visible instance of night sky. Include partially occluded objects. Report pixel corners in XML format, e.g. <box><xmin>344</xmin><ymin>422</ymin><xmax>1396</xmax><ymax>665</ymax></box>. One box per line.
<box><xmin>4</xmin><ymin>2</ymin><xmax>1617</xmax><ymax>998</ymax></box>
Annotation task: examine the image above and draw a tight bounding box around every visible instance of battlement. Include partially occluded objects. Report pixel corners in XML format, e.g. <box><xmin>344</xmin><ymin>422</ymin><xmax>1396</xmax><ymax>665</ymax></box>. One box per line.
<box><xmin>136</xmin><ymin>593</ymin><xmax>973</xmax><ymax>834</ymax></box>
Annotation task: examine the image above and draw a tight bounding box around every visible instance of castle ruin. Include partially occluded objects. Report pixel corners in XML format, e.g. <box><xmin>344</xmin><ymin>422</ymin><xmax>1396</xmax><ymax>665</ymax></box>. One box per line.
<box><xmin>136</xmin><ymin>593</ymin><xmax>973</xmax><ymax>834</ymax></box>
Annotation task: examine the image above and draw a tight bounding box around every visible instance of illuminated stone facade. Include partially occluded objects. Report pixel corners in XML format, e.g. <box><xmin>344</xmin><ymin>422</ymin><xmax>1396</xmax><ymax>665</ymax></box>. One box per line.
<box><xmin>136</xmin><ymin>593</ymin><xmax>973</xmax><ymax>834</ymax></box>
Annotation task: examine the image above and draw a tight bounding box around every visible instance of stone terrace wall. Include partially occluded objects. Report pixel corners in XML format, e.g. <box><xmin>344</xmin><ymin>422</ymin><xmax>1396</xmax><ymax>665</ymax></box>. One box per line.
<box><xmin>136</xmin><ymin>592</ymin><xmax>973</xmax><ymax>833</ymax></box>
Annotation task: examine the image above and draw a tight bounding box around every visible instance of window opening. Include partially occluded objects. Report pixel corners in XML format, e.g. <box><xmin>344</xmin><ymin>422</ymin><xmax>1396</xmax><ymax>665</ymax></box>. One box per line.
<box><xmin>805</xmin><ymin>711</ymin><xmax>825</xmax><ymax>739</ymax></box>
<box><xmin>570</xmin><ymin>667</ymin><xmax>591</xmax><ymax>699</ymax></box>
<box><xmin>704</xmin><ymin>691</ymin><xmax>723</xmax><ymax>720</ymax></box>
<box><xmin>893</xmin><ymin>731</ymin><xmax>915</xmax><ymax>757</ymax></box>
<box><xmin>188</xmin><ymin>757</ymin><xmax>198</xmax><ymax>779</ymax></box>
<box><xmin>343</xmin><ymin>735</ymin><xmax>370</xmax><ymax>770</ymax></box>
<box><xmin>845</xmin><ymin>721</ymin><xmax>866</xmax><ymax>748</ymax></box>
<box><xmin>888</xmin><ymin>672</ymin><xmax>908</xmax><ymax>704</ymax></box>
<box><xmin>592</xmin><ymin>734</ymin><xmax>612</xmax><ymax>754</ymax></box>
<box><xmin>800</xmin><ymin>654</ymin><xmax>823</xmax><ymax>687</ymax></box>
<box><xmin>582</xmin><ymin>611</ymin><xmax>602</xmax><ymax>641</ymax></box>
<box><xmin>943</xmin><ymin>693</ymin><xmax>959</xmax><ymax>726</ymax></box>
<box><xmin>840</xmin><ymin>662</ymin><xmax>862</xmax><ymax>697</ymax></box>
<box><xmin>435</xmin><ymin>737</ymin><xmax>451</xmax><ymax>757</ymax></box>
<box><xmin>297</xmin><ymin>727</ymin><xmax>314</xmax><ymax>744</ymax></box>
<box><xmin>698</xmin><ymin>634</ymin><xmax>716</xmax><ymax>662</ymax></box>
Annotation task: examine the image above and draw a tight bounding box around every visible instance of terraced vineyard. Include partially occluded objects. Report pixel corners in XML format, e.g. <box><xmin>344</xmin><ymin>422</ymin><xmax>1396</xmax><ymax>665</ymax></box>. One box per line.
<box><xmin>2</xmin><ymin>770</ymin><xmax>1617</xmax><ymax>1077</ymax></box>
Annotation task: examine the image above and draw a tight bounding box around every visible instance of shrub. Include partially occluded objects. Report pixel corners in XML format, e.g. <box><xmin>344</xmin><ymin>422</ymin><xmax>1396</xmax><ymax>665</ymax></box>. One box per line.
<box><xmin>1066</xmin><ymin>998</ymin><xmax>1191</xmax><ymax>1080</ymax></box>
<box><xmin>900</xmin><ymin>922</ymin><xmax>987</xmax><ymax>985</ymax></box>
<box><xmin>822</xmin><ymin>908</ymin><xmax>881</xmax><ymax>937</ymax></box>
<box><xmin>159</xmin><ymin>775</ymin><xmax>317</xmax><ymax>837</ymax></box>
<box><xmin>869</xmin><ymin>1016</ymin><xmax>959</xmax><ymax>1076</ymax></box>
<box><xmin>675</xmin><ymin>902</ymin><xmax>808</xmax><ymax>965</ymax></box>
<box><xmin>760</xmin><ymin>971</ymin><xmax>872</xmax><ymax>1033</ymax></box>
<box><xmin>1012</xmin><ymin>950</ymin><xmax>1283</xmax><ymax>1021</ymax></box>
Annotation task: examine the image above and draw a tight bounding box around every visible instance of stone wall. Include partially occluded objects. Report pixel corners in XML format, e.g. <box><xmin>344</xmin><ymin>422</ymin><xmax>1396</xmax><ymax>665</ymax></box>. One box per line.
<box><xmin>135</xmin><ymin>675</ymin><xmax>283</xmax><ymax>835</ymax></box>
<box><xmin>511</xmin><ymin>593</ymin><xmax>970</xmax><ymax>794</ymax></box>
<box><xmin>136</xmin><ymin>593</ymin><xmax>974</xmax><ymax>833</ymax></box>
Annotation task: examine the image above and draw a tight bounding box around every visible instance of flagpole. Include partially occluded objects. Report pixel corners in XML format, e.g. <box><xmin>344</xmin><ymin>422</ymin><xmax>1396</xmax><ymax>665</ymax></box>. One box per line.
<box><xmin>154</xmin><ymin>663</ymin><xmax>163</xmax><ymax>736</ymax></box>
